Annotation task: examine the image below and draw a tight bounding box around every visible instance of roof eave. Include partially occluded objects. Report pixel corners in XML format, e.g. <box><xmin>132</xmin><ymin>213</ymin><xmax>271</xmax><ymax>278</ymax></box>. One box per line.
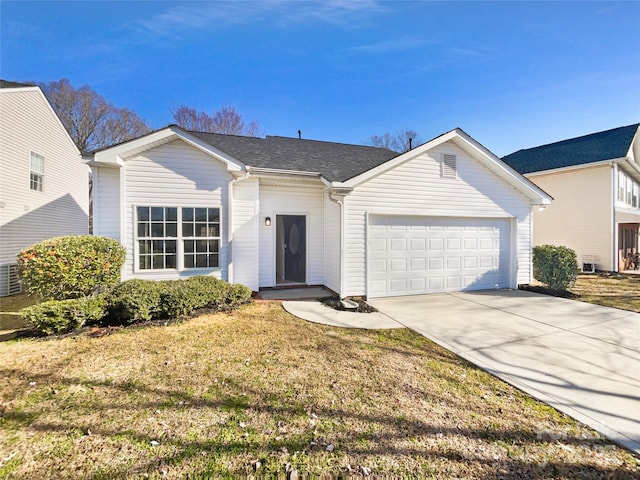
<box><xmin>246</xmin><ymin>166</ymin><xmax>324</xmax><ymax>180</ymax></box>
<box><xmin>525</xmin><ymin>158</ymin><xmax>622</xmax><ymax>177</ymax></box>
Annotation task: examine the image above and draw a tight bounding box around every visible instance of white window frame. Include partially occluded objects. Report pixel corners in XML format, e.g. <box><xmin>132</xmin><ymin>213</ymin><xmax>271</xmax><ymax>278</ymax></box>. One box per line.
<box><xmin>181</xmin><ymin>207</ymin><xmax>221</xmax><ymax>269</ymax></box>
<box><xmin>617</xmin><ymin>169</ymin><xmax>640</xmax><ymax>210</ymax></box>
<box><xmin>136</xmin><ymin>206</ymin><xmax>178</xmax><ymax>270</ymax></box>
<box><xmin>30</xmin><ymin>151</ymin><xmax>45</xmax><ymax>191</ymax></box>
<box><xmin>134</xmin><ymin>206</ymin><xmax>221</xmax><ymax>272</ymax></box>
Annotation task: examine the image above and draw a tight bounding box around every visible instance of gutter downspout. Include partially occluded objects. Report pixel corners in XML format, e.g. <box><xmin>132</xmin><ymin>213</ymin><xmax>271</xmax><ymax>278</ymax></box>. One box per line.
<box><xmin>228</xmin><ymin>171</ymin><xmax>251</xmax><ymax>284</ymax></box>
<box><xmin>611</xmin><ymin>162</ymin><xmax>618</xmax><ymax>272</ymax></box>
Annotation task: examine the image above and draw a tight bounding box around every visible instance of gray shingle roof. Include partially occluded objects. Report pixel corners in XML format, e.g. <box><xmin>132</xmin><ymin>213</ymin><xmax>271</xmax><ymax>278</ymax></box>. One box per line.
<box><xmin>502</xmin><ymin>124</ymin><xmax>639</xmax><ymax>174</ymax></box>
<box><xmin>0</xmin><ymin>79</ymin><xmax>36</xmax><ymax>89</ymax></box>
<box><xmin>187</xmin><ymin>130</ymin><xmax>399</xmax><ymax>182</ymax></box>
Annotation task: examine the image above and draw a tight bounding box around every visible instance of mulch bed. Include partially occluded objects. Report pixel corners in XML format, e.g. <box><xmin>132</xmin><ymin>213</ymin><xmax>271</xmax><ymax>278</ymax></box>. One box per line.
<box><xmin>519</xmin><ymin>284</ymin><xmax>577</xmax><ymax>299</ymax></box>
<box><xmin>319</xmin><ymin>296</ymin><xmax>378</xmax><ymax>313</ymax></box>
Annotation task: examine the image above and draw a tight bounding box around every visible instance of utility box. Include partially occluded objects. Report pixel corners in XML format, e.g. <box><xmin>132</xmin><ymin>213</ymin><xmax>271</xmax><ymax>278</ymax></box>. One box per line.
<box><xmin>582</xmin><ymin>255</ymin><xmax>596</xmax><ymax>273</ymax></box>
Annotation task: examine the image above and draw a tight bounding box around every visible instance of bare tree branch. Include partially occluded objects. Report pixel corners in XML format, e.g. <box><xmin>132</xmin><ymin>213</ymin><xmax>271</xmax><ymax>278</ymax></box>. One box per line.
<box><xmin>364</xmin><ymin>130</ymin><xmax>422</xmax><ymax>153</ymax></box>
<box><xmin>171</xmin><ymin>104</ymin><xmax>260</xmax><ymax>137</ymax></box>
<box><xmin>39</xmin><ymin>79</ymin><xmax>152</xmax><ymax>153</ymax></box>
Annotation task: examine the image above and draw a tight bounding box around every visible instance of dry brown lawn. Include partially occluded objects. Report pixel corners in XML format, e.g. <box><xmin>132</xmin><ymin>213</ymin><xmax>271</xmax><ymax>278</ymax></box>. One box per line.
<box><xmin>1</xmin><ymin>301</ymin><xmax>638</xmax><ymax>479</ymax></box>
<box><xmin>570</xmin><ymin>273</ymin><xmax>640</xmax><ymax>313</ymax></box>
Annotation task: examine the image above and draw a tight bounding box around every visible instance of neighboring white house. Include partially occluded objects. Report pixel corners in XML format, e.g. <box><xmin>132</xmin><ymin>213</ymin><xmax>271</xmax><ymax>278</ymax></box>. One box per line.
<box><xmin>502</xmin><ymin>124</ymin><xmax>640</xmax><ymax>272</ymax></box>
<box><xmin>0</xmin><ymin>80</ymin><xmax>89</xmax><ymax>296</ymax></box>
<box><xmin>86</xmin><ymin>125</ymin><xmax>551</xmax><ymax>298</ymax></box>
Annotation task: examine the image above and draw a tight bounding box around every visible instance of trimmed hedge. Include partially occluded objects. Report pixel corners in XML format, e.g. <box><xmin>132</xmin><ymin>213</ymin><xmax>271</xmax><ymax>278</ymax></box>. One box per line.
<box><xmin>20</xmin><ymin>297</ymin><xmax>106</xmax><ymax>335</ymax></box>
<box><xmin>20</xmin><ymin>276</ymin><xmax>252</xmax><ymax>334</ymax></box>
<box><xmin>105</xmin><ymin>276</ymin><xmax>252</xmax><ymax>325</ymax></box>
<box><xmin>532</xmin><ymin>244</ymin><xmax>579</xmax><ymax>290</ymax></box>
<box><xmin>104</xmin><ymin>279</ymin><xmax>162</xmax><ymax>324</ymax></box>
<box><xmin>17</xmin><ymin>235</ymin><xmax>126</xmax><ymax>300</ymax></box>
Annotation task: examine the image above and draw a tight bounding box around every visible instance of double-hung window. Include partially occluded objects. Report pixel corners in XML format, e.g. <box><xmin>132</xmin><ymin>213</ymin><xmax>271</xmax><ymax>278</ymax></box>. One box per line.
<box><xmin>30</xmin><ymin>152</ymin><xmax>45</xmax><ymax>191</ymax></box>
<box><xmin>182</xmin><ymin>207</ymin><xmax>220</xmax><ymax>268</ymax></box>
<box><xmin>135</xmin><ymin>206</ymin><xmax>220</xmax><ymax>271</ymax></box>
<box><xmin>137</xmin><ymin>207</ymin><xmax>178</xmax><ymax>269</ymax></box>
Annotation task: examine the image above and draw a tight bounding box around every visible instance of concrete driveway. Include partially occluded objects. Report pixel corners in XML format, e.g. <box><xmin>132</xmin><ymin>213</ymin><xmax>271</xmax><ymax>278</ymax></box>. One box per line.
<box><xmin>369</xmin><ymin>290</ymin><xmax>640</xmax><ymax>454</ymax></box>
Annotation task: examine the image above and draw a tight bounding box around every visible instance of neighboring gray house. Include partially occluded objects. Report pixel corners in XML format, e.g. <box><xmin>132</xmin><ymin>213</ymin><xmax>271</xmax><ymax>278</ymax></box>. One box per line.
<box><xmin>0</xmin><ymin>80</ymin><xmax>89</xmax><ymax>296</ymax></box>
<box><xmin>87</xmin><ymin>125</ymin><xmax>551</xmax><ymax>298</ymax></box>
<box><xmin>503</xmin><ymin>124</ymin><xmax>640</xmax><ymax>272</ymax></box>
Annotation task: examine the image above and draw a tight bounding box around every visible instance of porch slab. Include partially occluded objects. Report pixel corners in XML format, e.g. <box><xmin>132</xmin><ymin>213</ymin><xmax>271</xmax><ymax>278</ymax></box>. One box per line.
<box><xmin>258</xmin><ymin>287</ymin><xmax>333</xmax><ymax>300</ymax></box>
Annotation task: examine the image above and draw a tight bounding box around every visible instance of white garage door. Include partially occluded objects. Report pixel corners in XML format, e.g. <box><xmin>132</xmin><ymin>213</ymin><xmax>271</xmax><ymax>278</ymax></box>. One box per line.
<box><xmin>368</xmin><ymin>215</ymin><xmax>511</xmax><ymax>297</ymax></box>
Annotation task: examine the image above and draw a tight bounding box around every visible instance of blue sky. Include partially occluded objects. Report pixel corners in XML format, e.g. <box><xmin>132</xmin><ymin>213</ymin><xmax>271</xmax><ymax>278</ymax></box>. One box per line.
<box><xmin>1</xmin><ymin>0</ymin><xmax>639</xmax><ymax>156</ymax></box>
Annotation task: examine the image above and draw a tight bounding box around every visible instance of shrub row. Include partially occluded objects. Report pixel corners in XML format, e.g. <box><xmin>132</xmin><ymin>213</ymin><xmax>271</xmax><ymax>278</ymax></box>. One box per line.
<box><xmin>105</xmin><ymin>276</ymin><xmax>251</xmax><ymax>324</ymax></box>
<box><xmin>21</xmin><ymin>276</ymin><xmax>252</xmax><ymax>335</ymax></box>
<box><xmin>20</xmin><ymin>297</ymin><xmax>106</xmax><ymax>335</ymax></box>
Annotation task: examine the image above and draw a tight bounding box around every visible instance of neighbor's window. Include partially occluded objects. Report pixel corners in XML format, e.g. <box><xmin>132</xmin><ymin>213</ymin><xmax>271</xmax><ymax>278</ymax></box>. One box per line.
<box><xmin>30</xmin><ymin>152</ymin><xmax>45</xmax><ymax>191</ymax></box>
<box><xmin>617</xmin><ymin>169</ymin><xmax>640</xmax><ymax>210</ymax></box>
<box><xmin>182</xmin><ymin>207</ymin><xmax>220</xmax><ymax>268</ymax></box>
<box><xmin>136</xmin><ymin>207</ymin><xmax>178</xmax><ymax>270</ymax></box>
<box><xmin>135</xmin><ymin>206</ymin><xmax>220</xmax><ymax>270</ymax></box>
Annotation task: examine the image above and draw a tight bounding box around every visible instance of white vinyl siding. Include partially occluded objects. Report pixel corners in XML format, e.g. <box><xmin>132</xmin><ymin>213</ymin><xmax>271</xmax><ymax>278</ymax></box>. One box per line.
<box><xmin>322</xmin><ymin>194</ymin><xmax>341</xmax><ymax>294</ymax></box>
<box><xmin>528</xmin><ymin>164</ymin><xmax>613</xmax><ymax>271</ymax></box>
<box><xmin>0</xmin><ymin>87</ymin><xmax>88</xmax><ymax>275</ymax></box>
<box><xmin>92</xmin><ymin>166</ymin><xmax>121</xmax><ymax>240</ymax></box>
<box><xmin>258</xmin><ymin>183</ymin><xmax>324</xmax><ymax>288</ymax></box>
<box><xmin>344</xmin><ymin>141</ymin><xmax>531</xmax><ymax>297</ymax></box>
<box><xmin>441</xmin><ymin>153</ymin><xmax>457</xmax><ymax>178</ymax></box>
<box><xmin>122</xmin><ymin>140</ymin><xmax>231</xmax><ymax>281</ymax></box>
<box><xmin>231</xmin><ymin>178</ymin><xmax>259</xmax><ymax>290</ymax></box>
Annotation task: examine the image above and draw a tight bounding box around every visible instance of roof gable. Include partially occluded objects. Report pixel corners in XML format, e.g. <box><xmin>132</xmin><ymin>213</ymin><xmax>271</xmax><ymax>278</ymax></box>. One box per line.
<box><xmin>502</xmin><ymin>124</ymin><xmax>639</xmax><ymax>174</ymax></box>
<box><xmin>338</xmin><ymin>128</ymin><xmax>552</xmax><ymax>205</ymax></box>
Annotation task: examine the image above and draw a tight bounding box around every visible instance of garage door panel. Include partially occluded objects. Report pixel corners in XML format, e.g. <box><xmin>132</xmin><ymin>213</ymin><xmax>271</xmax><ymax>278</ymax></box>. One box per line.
<box><xmin>429</xmin><ymin>238</ymin><xmax>444</xmax><ymax>250</ymax></box>
<box><xmin>410</xmin><ymin>257</ymin><xmax>426</xmax><ymax>270</ymax></box>
<box><xmin>464</xmin><ymin>238</ymin><xmax>477</xmax><ymax>249</ymax></box>
<box><xmin>479</xmin><ymin>256</ymin><xmax>494</xmax><ymax>268</ymax></box>
<box><xmin>390</xmin><ymin>258</ymin><xmax>407</xmax><ymax>272</ymax></box>
<box><xmin>389</xmin><ymin>278</ymin><xmax>407</xmax><ymax>292</ymax></box>
<box><xmin>369</xmin><ymin>215</ymin><xmax>511</xmax><ymax>297</ymax></box>
<box><xmin>410</xmin><ymin>238</ymin><xmax>426</xmax><ymax>251</ymax></box>
<box><xmin>464</xmin><ymin>257</ymin><xmax>477</xmax><ymax>268</ymax></box>
<box><xmin>390</xmin><ymin>238</ymin><xmax>406</xmax><ymax>250</ymax></box>
<box><xmin>447</xmin><ymin>238</ymin><xmax>461</xmax><ymax>250</ymax></box>
<box><xmin>370</xmin><ymin>238</ymin><xmax>387</xmax><ymax>251</ymax></box>
<box><xmin>370</xmin><ymin>258</ymin><xmax>387</xmax><ymax>273</ymax></box>
<box><xmin>447</xmin><ymin>276</ymin><xmax>461</xmax><ymax>288</ymax></box>
<box><xmin>446</xmin><ymin>257</ymin><xmax>461</xmax><ymax>269</ymax></box>
<box><xmin>428</xmin><ymin>258</ymin><xmax>444</xmax><ymax>270</ymax></box>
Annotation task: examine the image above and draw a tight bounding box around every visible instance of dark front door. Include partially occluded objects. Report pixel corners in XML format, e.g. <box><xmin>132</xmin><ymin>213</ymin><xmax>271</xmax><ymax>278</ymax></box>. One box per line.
<box><xmin>276</xmin><ymin>215</ymin><xmax>306</xmax><ymax>284</ymax></box>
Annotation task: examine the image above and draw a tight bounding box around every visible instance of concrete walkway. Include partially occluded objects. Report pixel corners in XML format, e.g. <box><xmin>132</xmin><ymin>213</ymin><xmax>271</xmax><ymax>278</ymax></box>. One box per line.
<box><xmin>283</xmin><ymin>300</ymin><xmax>403</xmax><ymax>329</ymax></box>
<box><xmin>369</xmin><ymin>290</ymin><xmax>640</xmax><ymax>455</ymax></box>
